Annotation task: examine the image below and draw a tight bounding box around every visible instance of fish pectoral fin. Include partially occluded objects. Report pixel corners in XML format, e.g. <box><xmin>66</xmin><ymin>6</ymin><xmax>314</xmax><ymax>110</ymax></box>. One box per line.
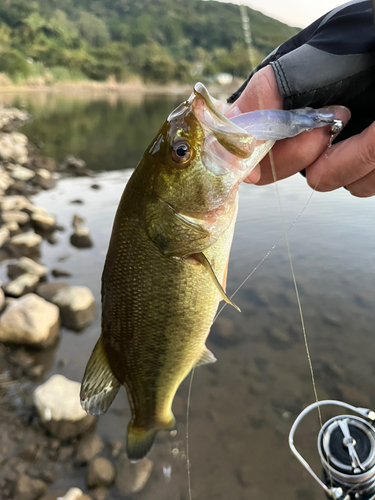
<box><xmin>195</xmin><ymin>346</ymin><xmax>217</xmax><ymax>367</ymax></box>
<box><xmin>193</xmin><ymin>252</ymin><xmax>241</xmax><ymax>312</ymax></box>
<box><xmin>80</xmin><ymin>337</ymin><xmax>121</xmax><ymax>416</ymax></box>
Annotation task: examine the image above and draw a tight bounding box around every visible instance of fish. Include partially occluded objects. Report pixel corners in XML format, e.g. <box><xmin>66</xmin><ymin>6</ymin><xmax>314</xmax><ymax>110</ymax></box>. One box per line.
<box><xmin>80</xmin><ymin>83</ymin><xmax>340</xmax><ymax>461</ymax></box>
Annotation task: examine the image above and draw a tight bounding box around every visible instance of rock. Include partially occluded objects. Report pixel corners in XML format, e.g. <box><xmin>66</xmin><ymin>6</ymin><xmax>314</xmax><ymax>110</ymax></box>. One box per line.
<box><xmin>76</xmin><ymin>434</ymin><xmax>104</xmax><ymax>464</ymax></box>
<box><xmin>37</xmin><ymin>282</ymin><xmax>69</xmax><ymax>302</ymax></box>
<box><xmin>51</xmin><ymin>286</ymin><xmax>95</xmax><ymax>331</ymax></box>
<box><xmin>0</xmin><ymin>195</ymin><xmax>31</xmax><ymax>212</ymax></box>
<box><xmin>0</xmin><ymin>293</ymin><xmax>59</xmax><ymax>346</ymax></box>
<box><xmin>90</xmin><ymin>488</ymin><xmax>108</xmax><ymax>500</ymax></box>
<box><xmin>62</xmin><ymin>155</ymin><xmax>86</xmax><ymax>170</ymax></box>
<box><xmin>5</xmin><ymin>220</ymin><xmax>20</xmax><ymax>234</ymax></box>
<box><xmin>8</xmin><ymin>257</ymin><xmax>48</xmax><ymax>279</ymax></box>
<box><xmin>0</xmin><ymin>225</ymin><xmax>9</xmax><ymax>247</ymax></box>
<box><xmin>70</xmin><ymin>228</ymin><xmax>93</xmax><ymax>249</ymax></box>
<box><xmin>34</xmin><ymin>169</ymin><xmax>56</xmax><ymax>190</ymax></box>
<box><xmin>11</xmin><ymin>179</ymin><xmax>39</xmax><ymax>196</ymax></box>
<box><xmin>2</xmin><ymin>210</ymin><xmax>30</xmax><ymax>225</ymax></box>
<box><xmin>33</xmin><ymin>374</ymin><xmax>96</xmax><ymax>440</ymax></box>
<box><xmin>3</xmin><ymin>273</ymin><xmax>40</xmax><ymax>297</ymax></box>
<box><xmin>31</xmin><ymin>156</ymin><xmax>56</xmax><ymax>172</ymax></box>
<box><xmin>0</xmin><ymin>287</ymin><xmax>4</xmax><ymax>312</ymax></box>
<box><xmin>70</xmin><ymin>199</ymin><xmax>83</xmax><ymax>204</ymax></box>
<box><xmin>9</xmin><ymin>164</ymin><xmax>35</xmax><ymax>182</ymax></box>
<box><xmin>0</xmin><ymin>168</ymin><xmax>13</xmax><ymax>191</ymax></box>
<box><xmin>0</xmin><ymin>104</ymin><xmax>30</xmax><ymax>130</ymax></box>
<box><xmin>40</xmin><ymin>488</ymin><xmax>87</xmax><ymax>500</ymax></box>
<box><xmin>90</xmin><ymin>184</ymin><xmax>101</xmax><ymax>190</ymax></box>
<box><xmin>108</xmin><ymin>440</ymin><xmax>123</xmax><ymax>458</ymax></box>
<box><xmin>14</xmin><ymin>473</ymin><xmax>48</xmax><ymax>500</ymax></box>
<box><xmin>115</xmin><ymin>454</ymin><xmax>153</xmax><ymax>495</ymax></box>
<box><xmin>0</xmin><ymin>132</ymin><xmax>28</xmax><ymax>164</ymax></box>
<box><xmin>31</xmin><ymin>213</ymin><xmax>56</xmax><ymax>231</ymax></box>
<box><xmin>72</xmin><ymin>215</ymin><xmax>84</xmax><ymax>229</ymax></box>
<box><xmin>9</xmin><ymin>232</ymin><xmax>42</xmax><ymax>257</ymax></box>
<box><xmin>210</xmin><ymin>316</ymin><xmax>243</xmax><ymax>348</ymax></box>
<box><xmin>51</xmin><ymin>268</ymin><xmax>71</xmax><ymax>278</ymax></box>
<box><xmin>87</xmin><ymin>457</ymin><xmax>115</xmax><ymax>488</ymax></box>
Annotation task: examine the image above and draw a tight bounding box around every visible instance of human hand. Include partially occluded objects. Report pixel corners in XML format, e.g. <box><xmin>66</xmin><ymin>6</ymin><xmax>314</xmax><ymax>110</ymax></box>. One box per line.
<box><xmin>226</xmin><ymin>65</ymin><xmax>375</xmax><ymax>198</ymax></box>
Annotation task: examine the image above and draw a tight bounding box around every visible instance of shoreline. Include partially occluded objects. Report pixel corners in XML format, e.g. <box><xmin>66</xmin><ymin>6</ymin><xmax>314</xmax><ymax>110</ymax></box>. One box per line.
<box><xmin>0</xmin><ymin>79</ymin><xmax>241</xmax><ymax>97</ymax></box>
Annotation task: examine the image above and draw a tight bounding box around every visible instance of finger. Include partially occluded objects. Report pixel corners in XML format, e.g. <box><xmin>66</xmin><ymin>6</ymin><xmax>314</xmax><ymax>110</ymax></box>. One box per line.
<box><xmin>305</xmin><ymin>121</ymin><xmax>375</xmax><ymax>191</ymax></box>
<box><xmin>243</xmin><ymin>164</ymin><xmax>261</xmax><ymax>184</ymax></box>
<box><xmin>226</xmin><ymin>65</ymin><xmax>282</xmax><ymax>117</ymax></box>
<box><xmin>346</xmin><ymin>169</ymin><xmax>375</xmax><ymax>197</ymax></box>
<box><xmin>252</xmin><ymin>105</ymin><xmax>351</xmax><ymax>185</ymax></box>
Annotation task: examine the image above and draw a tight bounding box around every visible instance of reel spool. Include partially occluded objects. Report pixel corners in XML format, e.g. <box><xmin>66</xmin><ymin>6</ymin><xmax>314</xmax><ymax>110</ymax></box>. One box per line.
<box><xmin>289</xmin><ymin>401</ymin><xmax>375</xmax><ymax>500</ymax></box>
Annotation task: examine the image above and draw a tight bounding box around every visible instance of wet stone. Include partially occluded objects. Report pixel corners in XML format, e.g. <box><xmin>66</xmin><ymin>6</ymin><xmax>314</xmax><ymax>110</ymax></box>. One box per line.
<box><xmin>0</xmin><ymin>195</ymin><xmax>31</xmax><ymax>212</ymax></box>
<box><xmin>34</xmin><ymin>169</ymin><xmax>56</xmax><ymax>190</ymax></box>
<box><xmin>51</xmin><ymin>286</ymin><xmax>95</xmax><ymax>331</ymax></box>
<box><xmin>0</xmin><ymin>293</ymin><xmax>60</xmax><ymax>347</ymax></box>
<box><xmin>9</xmin><ymin>232</ymin><xmax>42</xmax><ymax>257</ymax></box>
<box><xmin>115</xmin><ymin>454</ymin><xmax>153</xmax><ymax>495</ymax></box>
<box><xmin>8</xmin><ymin>257</ymin><xmax>48</xmax><ymax>280</ymax></box>
<box><xmin>14</xmin><ymin>473</ymin><xmax>48</xmax><ymax>500</ymax></box>
<box><xmin>31</xmin><ymin>213</ymin><xmax>56</xmax><ymax>232</ymax></box>
<box><xmin>31</xmin><ymin>156</ymin><xmax>56</xmax><ymax>172</ymax></box>
<box><xmin>70</xmin><ymin>199</ymin><xmax>83</xmax><ymax>204</ymax></box>
<box><xmin>37</xmin><ymin>282</ymin><xmax>69</xmax><ymax>302</ymax></box>
<box><xmin>3</xmin><ymin>273</ymin><xmax>40</xmax><ymax>297</ymax></box>
<box><xmin>90</xmin><ymin>487</ymin><xmax>108</xmax><ymax>500</ymax></box>
<box><xmin>33</xmin><ymin>374</ymin><xmax>96</xmax><ymax>440</ymax></box>
<box><xmin>70</xmin><ymin>227</ymin><xmax>93</xmax><ymax>249</ymax></box>
<box><xmin>51</xmin><ymin>268</ymin><xmax>72</xmax><ymax>278</ymax></box>
<box><xmin>5</xmin><ymin>220</ymin><xmax>20</xmax><ymax>235</ymax></box>
<box><xmin>108</xmin><ymin>440</ymin><xmax>123</xmax><ymax>458</ymax></box>
<box><xmin>76</xmin><ymin>433</ymin><xmax>104</xmax><ymax>464</ymax></box>
<box><xmin>87</xmin><ymin>457</ymin><xmax>115</xmax><ymax>488</ymax></box>
<box><xmin>9</xmin><ymin>164</ymin><xmax>35</xmax><ymax>182</ymax></box>
<box><xmin>2</xmin><ymin>210</ymin><xmax>30</xmax><ymax>225</ymax></box>
<box><xmin>0</xmin><ymin>225</ymin><xmax>10</xmax><ymax>247</ymax></box>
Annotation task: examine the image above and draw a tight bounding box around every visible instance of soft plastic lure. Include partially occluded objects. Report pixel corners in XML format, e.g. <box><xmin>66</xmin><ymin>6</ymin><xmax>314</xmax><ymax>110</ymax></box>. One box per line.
<box><xmin>230</xmin><ymin>107</ymin><xmax>343</xmax><ymax>140</ymax></box>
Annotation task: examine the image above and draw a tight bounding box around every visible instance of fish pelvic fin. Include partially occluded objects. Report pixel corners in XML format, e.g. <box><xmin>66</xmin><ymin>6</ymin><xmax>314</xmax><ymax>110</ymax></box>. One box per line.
<box><xmin>195</xmin><ymin>346</ymin><xmax>217</xmax><ymax>367</ymax></box>
<box><xmin>127</xmin><ymin>414</ymin><xmax>176</xmax><ymax>462</ymax></box>
<box><xmin>80</xmin><ymin>337</ymin><xmax>121</xmax><ymax>416</ymax></box>
<box><xmin>194</xmin><ymin>252</ymin><xmax>241</xmax><ymax>312</ymax></box>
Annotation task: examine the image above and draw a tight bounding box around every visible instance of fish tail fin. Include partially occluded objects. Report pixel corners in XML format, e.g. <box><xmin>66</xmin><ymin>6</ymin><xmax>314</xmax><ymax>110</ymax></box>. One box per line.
<box><xmin>80</xmin><ymin>336</ymin><xmax>121</xmax><ymax>416</ymax></box>
<box><xmin>127</xmin><ymin>413</ymin><xmax>176</xmax><ymax>462</ymax></box>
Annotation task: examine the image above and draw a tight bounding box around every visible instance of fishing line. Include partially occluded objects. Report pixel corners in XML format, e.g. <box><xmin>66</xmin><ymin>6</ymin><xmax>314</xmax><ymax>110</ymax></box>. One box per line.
<box><xmin>186</xmin><ymin>368</ymin><xmax>195</xmax><ymax>500</ymax></box>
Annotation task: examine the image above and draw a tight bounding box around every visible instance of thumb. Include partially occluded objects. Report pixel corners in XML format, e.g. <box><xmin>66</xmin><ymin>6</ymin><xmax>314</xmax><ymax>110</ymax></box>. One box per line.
<box><xmin>226</xmin><ymin>65</ymin><xmax>283</xmax><ymax>118</ymax></box>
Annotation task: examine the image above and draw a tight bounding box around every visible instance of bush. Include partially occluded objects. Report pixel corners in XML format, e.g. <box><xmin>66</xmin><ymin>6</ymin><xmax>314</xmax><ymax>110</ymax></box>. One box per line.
<box><xmin>0</xmin><ymin>48</ymin><xmax>31</xmax><ymax>79</ymax></box>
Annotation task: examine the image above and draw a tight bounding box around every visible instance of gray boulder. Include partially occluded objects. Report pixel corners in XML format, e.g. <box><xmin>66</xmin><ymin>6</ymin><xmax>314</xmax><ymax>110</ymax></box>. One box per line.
<box><xmin>50</xmin><ymin>286</ymin><xmax>95</xmax><ymax>331</ymax></box>
<box><xmin>0</xmin><ymin>293</ymin><xmax>59</xmax><ymax>346</ymax></box>
<box><xmin>3</xmin><ymin>273</ymin><xmax>40</xmax><ymax>297</ymax></box>
<box><xmin>115</xmin><ymin>454</ymin><xmax>153</xmax><ymax>495</ymax></box>
<box><xmin>33</xmin><ymin>374</ymin><xmax>96</xmax><ymax>440</ymax></box>
<box><xmin>87</xmin><ymin>457</ymin><xmax>115</xmax><ymax>488</ymax></box>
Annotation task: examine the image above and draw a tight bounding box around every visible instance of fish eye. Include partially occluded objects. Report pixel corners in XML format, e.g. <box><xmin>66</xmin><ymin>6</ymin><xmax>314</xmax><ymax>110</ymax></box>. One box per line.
<box><xmin>171</xmin><ymin>140</ymin><xmax>191</xmax><ymax>164</ymax></box>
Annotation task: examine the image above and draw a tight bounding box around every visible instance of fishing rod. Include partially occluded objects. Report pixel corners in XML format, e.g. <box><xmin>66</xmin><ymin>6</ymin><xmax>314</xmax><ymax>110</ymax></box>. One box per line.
<box><xmin>290</xmin><ymin>401</ymin><xmax>375</xmax><ymax>500</ymax></box>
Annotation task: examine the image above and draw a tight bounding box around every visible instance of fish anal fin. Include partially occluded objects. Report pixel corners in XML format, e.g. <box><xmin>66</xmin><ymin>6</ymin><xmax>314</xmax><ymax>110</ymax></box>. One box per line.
<box><xmin>80</xmin><ymin>337</ymin><xmax>121</xmax><ymax>416</ymax></box>
<box><xmin>193</xmin><ymin>252</ymin><xmax>241</xmax><ymax>312</ymax></box>
<box><xmin>127</xmin><ymin>414</ymin><xmax>175</xmax><ymax>462</ymax></box>
<box><xmin>195</xmin><ymin>346</ymin><xmax>217</xmax><ymax>367</ymax></box>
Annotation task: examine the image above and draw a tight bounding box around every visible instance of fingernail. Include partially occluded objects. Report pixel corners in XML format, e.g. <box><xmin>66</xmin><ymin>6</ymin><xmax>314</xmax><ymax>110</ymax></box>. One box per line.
<box><xmin>332</xmin><ymin>105</ymin><xmax>351</xmax><ymax>125</ymax></box>
<box><xmin>225</xmin><ymin>104</ymin><xmax>241</xmax><ymax>118</ymax></box>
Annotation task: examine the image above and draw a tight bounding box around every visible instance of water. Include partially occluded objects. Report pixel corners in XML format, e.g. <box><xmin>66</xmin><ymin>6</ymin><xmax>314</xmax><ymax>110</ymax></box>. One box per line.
<box><xmin>2</xmin><ymin>91</ymin><xmax>375</xmax><ymax>500</ymax></box>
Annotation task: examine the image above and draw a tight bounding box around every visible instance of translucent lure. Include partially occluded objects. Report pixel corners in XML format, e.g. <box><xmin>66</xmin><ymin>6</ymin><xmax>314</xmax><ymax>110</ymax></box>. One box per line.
<box><xmin>229</xmin><ymin>108</ymin><xmax>341</xmax><ymax>140</ymax></box>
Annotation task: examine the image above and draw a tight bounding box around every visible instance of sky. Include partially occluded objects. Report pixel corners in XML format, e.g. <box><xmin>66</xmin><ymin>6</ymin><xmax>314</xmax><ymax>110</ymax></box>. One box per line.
<box><xmin>214</xmin><ymin>0</ymin><xmax>349</xmax><ymax>27</ymax></box>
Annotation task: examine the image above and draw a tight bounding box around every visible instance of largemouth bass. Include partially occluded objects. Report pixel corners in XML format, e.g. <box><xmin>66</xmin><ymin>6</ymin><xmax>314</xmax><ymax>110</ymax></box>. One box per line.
<box><xmin>80</xmin><ymin>83</ymin><xmax>341</xmax><ymax>461</ymax></box>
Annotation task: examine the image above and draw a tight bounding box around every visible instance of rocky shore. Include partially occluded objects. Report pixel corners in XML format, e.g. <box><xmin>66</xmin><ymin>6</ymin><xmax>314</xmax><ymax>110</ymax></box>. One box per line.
<box><xmin>0</xmin><ymin>104</ymin><xmax>154</xmax><ymax>500</ymax></box>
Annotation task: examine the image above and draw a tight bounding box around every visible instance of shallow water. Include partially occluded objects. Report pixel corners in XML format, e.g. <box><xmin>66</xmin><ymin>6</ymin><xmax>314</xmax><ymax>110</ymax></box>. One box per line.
<box><xmin>3</xmin><ymin>91</ymin><xmax>375</xmax><ymax>499</ymax></box>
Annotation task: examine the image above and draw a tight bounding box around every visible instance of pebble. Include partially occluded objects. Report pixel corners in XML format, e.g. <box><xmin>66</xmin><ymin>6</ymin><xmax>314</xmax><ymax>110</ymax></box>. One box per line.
<box><xmin>51</xmin><ymin>286</ymin><xmax>95</xmax><ymax>331</ymax></box>
<box><xmin>3</xmin><ymin>272</ymin><xmax>40</xmax><ymax>297</ymax></box>
<box><xmin>31</xmin><ymin>156</ymin><xmax>56</xmax><ymax>172</ymax></box>
<box><xmin>9</xmin><ymin>232</ymin><xmax>42</xmax><ymax>257</ymax></box>
<box><xmin>51</xmin><ymin>268</ymin><xmax>72</xmax><ymax>278</ymax></box>
<box><xmin>9</xmin><ymin>164</ymin><xmax>35</xmax><ymax>182</ymax></box>
<box><xmin>70</xmin><ymin>227</ymin><xmax>93</xmax><ymax>249</ymax></box>
<box><xmin>34</xmin><ymin>168</ymin><xmax>56</xmax><ymax>190</ymax></box>
<box><xmin>31</xmin><ymin>213</ymin><xmax>56</xmax><ymax>231</ymax></box>
<box><xmin>115</xmin><ymin>454</ymin><xmax>153</xmax><ymax>495</ymax></box>
<box><xmin>0</xmin><ymin>195</ymin><xmax>31</xmax><ymax>211</ymax></box>
<box><xmin>37</xmin><ymin>282</ymin><xmax>69</xmax><ymax>302</ymax></box>
<box><xmin>14</xmin><ymin>473</ymin><xmax>48</xmax><ymax>500</ymax></box>
<box><xmin>0</xmin><ymin>287</ymin><xmax>4</xmax><ymax>312</ymax></box>
<box><xmin>33</xmin><ymin>374</ymin><xmax>96</xmax><ymax>440</ymax></box>
<box><xmin>76</xmin><ymin>433</ymin><xmax>104</xmax><ymax>464</ymax></box>
<box><xmin>5</xmin><ymin>220</ymin><xmax>20</xmax><ymax>234</ymax></box>
<box><xmin>8</xmin><ymin>257</ymin><xmax>48</xmax><ymax>279</ymax></box>
<box><xmin>0</xmin><ymin>225</ymin><xmax>9</xmax><ymax>247</ymax></box>
<box><xmin>2</xmin><ymin>210</ymin><xmax>30</xmax><ymax>225</ymax></box>
<box><xmin>0</xmin><ymin>132</ymin><xmax>28</xmax><ymax>164</ymax></box>
<box><xmin>0</xmin><ymin>293</ymin><xmax>60</xmax><ymax>346</ymax></box>
<box><xmin>90</xmin><ymin>488</ymin><xmax>108</xmax><ymax>500</ymax></box>
<box><xmin>0</xmin><ymin>105</ymin><xmax>30</xmax><ymax>130</ymax></box>
<box><xmin>86</xmin><ymin>457</ymin><xmax>115</xmax><ymax>488</ymax></box>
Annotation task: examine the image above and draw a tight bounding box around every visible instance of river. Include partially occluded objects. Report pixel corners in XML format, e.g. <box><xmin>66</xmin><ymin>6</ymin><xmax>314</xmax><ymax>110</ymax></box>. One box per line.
<box><xmin>2</xmin><ymin>90</ymin><xmax>375</xmax><ymax>500</ymax></box>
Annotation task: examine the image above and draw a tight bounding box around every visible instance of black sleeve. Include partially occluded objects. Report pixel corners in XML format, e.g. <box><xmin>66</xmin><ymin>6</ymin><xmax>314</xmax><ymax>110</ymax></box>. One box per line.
<box><xmin>228</xmin><ymin>0</ymin><xmax>375</xmax><ymax>142</ymax></box>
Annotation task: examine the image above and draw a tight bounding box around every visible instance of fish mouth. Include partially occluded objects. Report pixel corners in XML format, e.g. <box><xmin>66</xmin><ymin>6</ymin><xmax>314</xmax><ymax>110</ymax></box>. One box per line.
<box><xmin>190</xmin><ymin>83</ymin><xmax>274</xmax><ymax>182</ymax></box>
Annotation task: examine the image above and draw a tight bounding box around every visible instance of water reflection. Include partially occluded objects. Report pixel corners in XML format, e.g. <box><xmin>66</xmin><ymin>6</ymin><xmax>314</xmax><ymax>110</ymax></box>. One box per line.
<box><xmin>1</xmin><ymin>90</ymin><xmax>375</xmax><ymax>500</ymax></box>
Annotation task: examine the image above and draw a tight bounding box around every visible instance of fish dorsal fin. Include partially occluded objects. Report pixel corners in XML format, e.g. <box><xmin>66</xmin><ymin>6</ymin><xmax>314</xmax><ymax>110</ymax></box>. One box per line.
<box><xmin>195</xmin><ymin>346</ymin><xmax>217</xmax><ymax>367</ymax></box>
<box><xmin>194</xmin><ymin>252</ymin><xmax>241</xmax><ymax>312</ymax></box>
<box><xmin>80</xmin><ymin>337</ymin><xmax>121</xmax><ymax>416</ymax></box>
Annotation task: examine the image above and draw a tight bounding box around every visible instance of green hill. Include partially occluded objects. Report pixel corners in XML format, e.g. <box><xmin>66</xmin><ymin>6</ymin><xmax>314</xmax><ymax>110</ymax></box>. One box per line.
<box><xmin>0</xmin><ymin>0</ymin><xmax>298</xmax><ymax>84</ymax></box>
